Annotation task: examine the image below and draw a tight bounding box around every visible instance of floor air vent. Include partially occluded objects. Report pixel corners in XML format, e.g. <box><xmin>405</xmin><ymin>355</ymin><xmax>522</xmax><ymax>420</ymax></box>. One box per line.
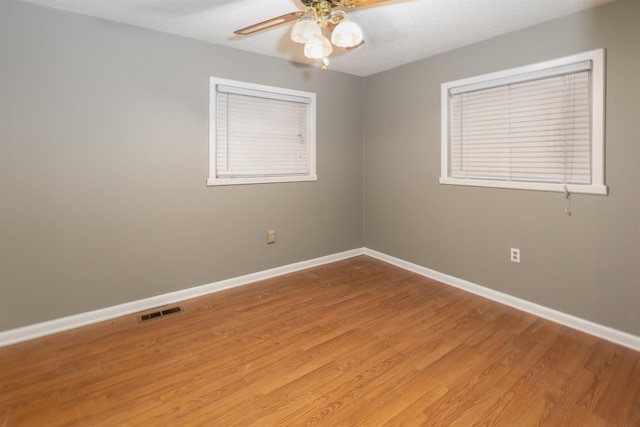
<box><xmin>138</xmin><ymin>306</ymin><xmax>184</xmax><ymax>323</ymax></box>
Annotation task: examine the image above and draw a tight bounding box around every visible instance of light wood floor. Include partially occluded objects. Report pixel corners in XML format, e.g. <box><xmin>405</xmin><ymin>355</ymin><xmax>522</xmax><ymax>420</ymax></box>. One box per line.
<box><xmin>1</xmin><ymin>256</ymin><xmax>639</xmax><ymax>426</ymax></box>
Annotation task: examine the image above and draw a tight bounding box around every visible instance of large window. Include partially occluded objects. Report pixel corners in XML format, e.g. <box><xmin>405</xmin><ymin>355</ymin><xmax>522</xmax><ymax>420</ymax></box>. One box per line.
<box><xmin>440</xmin><ymin>49</ymin><xmax>606</xmax><ymax>195</ymax></box>
<box><xmin>208</xmin><ymin>77</ymin><xmax>317</xmax><ymax>186</ymax></box>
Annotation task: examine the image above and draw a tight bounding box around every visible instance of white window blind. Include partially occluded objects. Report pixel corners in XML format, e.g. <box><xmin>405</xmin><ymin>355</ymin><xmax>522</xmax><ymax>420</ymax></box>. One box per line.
<box><xmin>441</xmin><ymin>49</ymin><xmax>606</xmax><ymax>195</ymax></box>
<box><xmin>208</xmin><ymin>77</ymin><xmax>316</xmax><ymax>186</ymax></box>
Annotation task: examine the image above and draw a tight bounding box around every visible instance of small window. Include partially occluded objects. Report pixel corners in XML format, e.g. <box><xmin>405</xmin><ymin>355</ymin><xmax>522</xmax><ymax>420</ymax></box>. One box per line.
<box><xmin>440</xmin><ymin>49</ymin><xmax>607</xmax><ymax>195</ymax></box>
<box><xmin>208</xmin><ymin>77</ymin><xmax>317</xmax><ymax>186</ymax></box>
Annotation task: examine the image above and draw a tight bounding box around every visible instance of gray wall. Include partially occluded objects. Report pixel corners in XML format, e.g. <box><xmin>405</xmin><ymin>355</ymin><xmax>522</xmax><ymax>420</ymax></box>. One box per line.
<box><xmin>364</xmin><ymin>0</ymin><xmax>640</xmax><ymax>336</ymax></box>
<box><xmin>2</xmin><ymin>0</ymin><xmax>639</xmax><ymax>338</ymax></box>
<box><xmin>0</xmin><ymin>0</ymin><xmax>364</xmax><ymax>330</ymax></box>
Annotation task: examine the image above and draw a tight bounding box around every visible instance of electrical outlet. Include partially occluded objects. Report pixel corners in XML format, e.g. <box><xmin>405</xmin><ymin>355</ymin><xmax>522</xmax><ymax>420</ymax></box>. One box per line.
<box><xmin>267</xmin><ymin>229</ymin><xmax>276</xmax><ymax>244</ymax></box>
<box><xmin>510</xmin><ymin>248</ymin><xmax>520</xmax><ymax>263</ymax></box>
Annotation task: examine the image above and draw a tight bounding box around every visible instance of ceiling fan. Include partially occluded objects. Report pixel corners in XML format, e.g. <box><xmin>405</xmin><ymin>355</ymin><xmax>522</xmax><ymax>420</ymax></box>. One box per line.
<box><xmin>234</xmin><ymin>0</ymin><xmax>392</xmax><ymax>70</ymax></box>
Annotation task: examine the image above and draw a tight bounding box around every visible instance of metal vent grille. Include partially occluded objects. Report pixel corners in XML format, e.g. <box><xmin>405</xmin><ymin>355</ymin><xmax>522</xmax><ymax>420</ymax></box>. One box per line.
<box><xmin>138</xmin><ymin>306</ymin><xmax>184</xmax><ymax>323</ymax></box>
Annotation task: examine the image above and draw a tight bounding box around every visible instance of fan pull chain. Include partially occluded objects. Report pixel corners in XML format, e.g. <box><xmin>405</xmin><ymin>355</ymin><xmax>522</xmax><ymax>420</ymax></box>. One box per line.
<box><xmin>564</xmin><ymin>185</ymin><xmax>572</xmax><ymax>216</ymax></box>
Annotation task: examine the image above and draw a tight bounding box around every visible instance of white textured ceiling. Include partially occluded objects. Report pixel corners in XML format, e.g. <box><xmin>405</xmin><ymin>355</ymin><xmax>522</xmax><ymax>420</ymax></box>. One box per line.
<box><xmin>19</xmin><ymin>0</ymin><xmax>617</xmax><ymax>76</ymax></box>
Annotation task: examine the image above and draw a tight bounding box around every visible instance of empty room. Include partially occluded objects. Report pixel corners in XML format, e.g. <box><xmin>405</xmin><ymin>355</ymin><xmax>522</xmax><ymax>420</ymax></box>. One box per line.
<box><xmin>1</xmin><ymin>0</ymin><xmax>639</xmax><ymax>425</ymax></box>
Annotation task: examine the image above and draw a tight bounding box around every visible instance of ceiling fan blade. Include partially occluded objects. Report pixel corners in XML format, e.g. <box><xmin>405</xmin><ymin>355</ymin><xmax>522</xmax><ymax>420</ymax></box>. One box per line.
<box><xmin>234</xmin><ymin>12</ymin><xmax>303</xmax><ymax>36</ymax></box>
<box><xmin>343</xmin><ymin>0</ymin><xmax>392</xmax><ymax>7</ymax></box>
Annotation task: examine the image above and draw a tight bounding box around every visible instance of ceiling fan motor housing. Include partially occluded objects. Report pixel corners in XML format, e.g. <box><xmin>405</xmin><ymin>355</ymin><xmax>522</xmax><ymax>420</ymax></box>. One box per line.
<box><xmin>301</xmin><ymin>1</ymin><xmax>349</xmax><ymax>10</ymax></box>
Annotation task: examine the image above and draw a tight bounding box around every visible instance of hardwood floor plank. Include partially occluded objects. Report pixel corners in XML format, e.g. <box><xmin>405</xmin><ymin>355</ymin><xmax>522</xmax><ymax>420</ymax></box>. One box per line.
<box><xmin>1</xmin><ymin>256</ymin><xmax>639</xmax><ymax>426</ymax></box>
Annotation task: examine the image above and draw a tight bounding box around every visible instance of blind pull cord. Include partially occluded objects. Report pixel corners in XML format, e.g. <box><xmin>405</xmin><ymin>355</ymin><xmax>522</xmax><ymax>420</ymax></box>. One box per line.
<box><xmin>564</xmin><ymin>185</ymin><xmax>572</xmax><ymax>216</ymax></box>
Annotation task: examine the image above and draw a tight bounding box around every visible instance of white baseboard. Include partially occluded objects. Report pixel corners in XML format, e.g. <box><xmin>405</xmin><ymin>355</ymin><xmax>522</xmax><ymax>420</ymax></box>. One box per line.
<box><xmin>364</xmin><ymin>248</ymin><xmax>640</xmax><ymax>352</ymax></box>
<box><xmin>0</xmin><ymin>248</ymin><xmax>365</xmax><ymax>347</ymax></box>
<box><xmin>2</xmin><ymin>247</ymin><xmax>639</xmax><ymax>352</ymax></box>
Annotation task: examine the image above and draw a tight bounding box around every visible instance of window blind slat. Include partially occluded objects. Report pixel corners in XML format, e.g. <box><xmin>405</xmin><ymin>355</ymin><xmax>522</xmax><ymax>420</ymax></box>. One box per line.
<box><xmin>216</xmin><ymin>91</ymin><xmax>310</xmax><ymax>178</ymax></box>
<box><xmin>449</xmin><ymin>70</ymin><xmax>592</xmax><ymax>185</ymax></box>
<box><xmin>449</xmin><ymin>60</ymin><xmax>591</xmax><ymax>95</ymax></box>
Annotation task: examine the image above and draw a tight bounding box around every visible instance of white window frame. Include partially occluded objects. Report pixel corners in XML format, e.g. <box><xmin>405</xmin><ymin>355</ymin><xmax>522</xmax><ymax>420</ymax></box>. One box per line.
<box><xmin>440</xmin><ymin>49</ymin><xmax>607</xmax><ymax>195</ymax></box>
<box><xmin>208</xmin><ymin>77</ymin><xmax>317</xmax><ymax>186</ymax></box>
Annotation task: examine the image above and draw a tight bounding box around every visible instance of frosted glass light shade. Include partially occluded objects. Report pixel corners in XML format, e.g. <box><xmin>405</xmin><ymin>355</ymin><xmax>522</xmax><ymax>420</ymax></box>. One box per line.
<box><xmin>304</xmin><ymin>35</ymin><xmax>332</xmax><ymax>59</ymax></box>
<box><xmin>291</xmin><ymin>16</ymin><xmax>322</xmax><ymax>44</ymax></box>
<box><xmin>331</xmin><ymin>19</ymin><xmax>363</xmax><ymax>48</ymax></box>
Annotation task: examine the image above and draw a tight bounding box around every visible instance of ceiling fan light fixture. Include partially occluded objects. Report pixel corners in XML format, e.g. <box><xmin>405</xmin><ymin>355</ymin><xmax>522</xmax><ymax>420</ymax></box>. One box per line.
<box><xmin>236</xmin><ymin>0</ymin><xmax>383</xmax><ymax>70</ymax></box>
<box><xmin>331</xmin><ymin>19</ymin><xmax>364</xmax><ymax>48</ymax></box>
<box><xmin>304</xmin><ymin>35</ymin><xmax>332</xmax><ymax>59</ymax></box>
<box><xmin>291</xmin><ymin>15</ymin><xmax>322</xmax><ymax>44</ymax></box>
